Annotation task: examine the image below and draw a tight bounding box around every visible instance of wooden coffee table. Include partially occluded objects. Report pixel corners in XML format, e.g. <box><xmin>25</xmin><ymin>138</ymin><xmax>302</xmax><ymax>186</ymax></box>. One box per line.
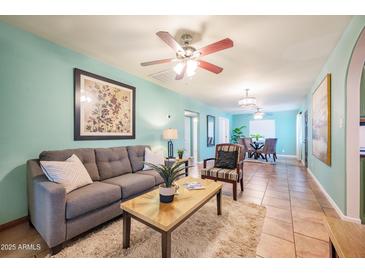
<box><xmin>121</xmin><ymin>176</ymin><xmax>222</xmax><ymax>258</ymax></box>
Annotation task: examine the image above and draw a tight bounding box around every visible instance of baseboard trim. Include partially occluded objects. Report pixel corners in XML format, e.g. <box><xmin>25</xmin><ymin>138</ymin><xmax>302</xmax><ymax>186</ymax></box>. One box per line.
<box><xmin>277</xmin><ymin>154</ymin><xmax>296</xmax><ymax>158</ymax></box>
<box><xmin>307</xmin><ymin>168</ymin><xmax>361</xmax><ymax>224</ymax></box>
<box><xmin>0</xmin><ymin>215</ymin><xmax>29</xmax><ymax>231</ymax></box>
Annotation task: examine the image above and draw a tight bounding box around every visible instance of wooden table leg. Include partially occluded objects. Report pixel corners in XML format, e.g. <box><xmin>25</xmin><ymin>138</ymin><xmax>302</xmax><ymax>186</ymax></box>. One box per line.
<box><xmin>123</xmin><ymin>212</ymin><xmax>131</xmax><ymax>249</ymax></box>
<box><xmin>162</xmin><ymin>231</ymin><xmax>171</xmax><ymax>258</ymax></box>
<box><xmin>217</xmin><ymin>189</ymin><xmax>222</xmax><ymax>215</ymax></box>
<box><xmin>329</xmin><ymin>238</ymin><xmax>336</xmax><ymax>258</ymax></box>
<box><xmin>185</xmin><ymin>160</ymin><xmax>188</xmax><ymax>177</ymax></box>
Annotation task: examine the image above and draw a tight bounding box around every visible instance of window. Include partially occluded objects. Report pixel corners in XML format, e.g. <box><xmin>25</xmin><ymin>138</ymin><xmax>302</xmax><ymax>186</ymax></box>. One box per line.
<box><xmin>249</xmin><ymin>120</ymin><xmax>276</xmax><ymax>138</ymax></box>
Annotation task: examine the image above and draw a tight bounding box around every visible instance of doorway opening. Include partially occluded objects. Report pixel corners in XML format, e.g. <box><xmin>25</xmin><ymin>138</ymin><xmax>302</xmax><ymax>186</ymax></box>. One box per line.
<box><xmin>218</xmin><ymin>117</ymin><xmax>230</xmax><ymax>143</ymax></box>
<box><xmin>304</xmin><ymin>111</ymin><xmax>309</xmax><ymax>168</ymax></box>
<box><xmin>184</xmin><ymin>110</ymin><xmax>199</xmax><ymax>163</ymax></box>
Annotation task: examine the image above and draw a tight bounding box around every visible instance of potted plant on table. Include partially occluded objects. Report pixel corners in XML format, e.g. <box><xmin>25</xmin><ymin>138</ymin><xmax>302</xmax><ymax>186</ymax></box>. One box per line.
<box><xmin>177</xmin><ymin>148</ymin><xmax>185</xmax><ymax>159</ymax></box>
<box><xmin>250</xmin><ymin>133</ymin><xmax>264</xmax><ymax>142</ymax></box>
<box><xmin>144</xmin><ymin>161</ymin><xmax>187</xmax><ymax>203</ymax></box>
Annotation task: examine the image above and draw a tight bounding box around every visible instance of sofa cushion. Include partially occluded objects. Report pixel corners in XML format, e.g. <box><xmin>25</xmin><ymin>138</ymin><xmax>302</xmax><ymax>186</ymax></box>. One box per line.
<box><xmin>137</xmin><ymin>170</ymin><xmax>164</xmax><ymax>186</ymax></box>
<box><xmin>95</xmin><ymin>147</ymin><xmax>132</xmax><ymax>180</ymax></box>
<box><xmin>66</xmin><ymin>182</ymin><xmax>121</xmax><ymax>219</ymax></box>
<box><xmin>127</xmin><ymin>145</ymin><xmax>150</xmax><ymax>172</ymax></box>
<box><xmin>103</xmin><ymin>173</ymin><xmax>155</xmax><ymax>199</ymax></box>
<box><xmin>39</xmin><ymin>148</ymin><xmax>100</xmax><ymax>181</ymax></box>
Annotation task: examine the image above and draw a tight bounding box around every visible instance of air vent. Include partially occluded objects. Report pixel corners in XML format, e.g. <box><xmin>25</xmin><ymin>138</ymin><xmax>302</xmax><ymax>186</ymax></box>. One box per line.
<box><xmin>149</xmin><ymin>69</ymin><xmax>176</xmax><ymax>83</ymax></box>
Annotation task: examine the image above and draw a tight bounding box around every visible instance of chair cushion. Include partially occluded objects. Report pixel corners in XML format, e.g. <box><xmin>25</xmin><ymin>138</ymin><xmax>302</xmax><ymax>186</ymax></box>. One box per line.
<box><xmin>215</xmin><ymin>150</ymin><xmax>238</xmax><ymax>169</ymax></box>
<box><xmin>95</xmin><ymin>147</ymin><xmax>132</xmax><ymax>180</ymax></box>
<box><xmin>39</xmin><ymin>148</ymin><xmax>100</xmax><ymax>181</ymax></box>
<box><xmin>137</xmin><ymin>170</ymin><xmax>164</xmax><ymax>185</ymax></box>
<box><xmin>127</xmin><ymin>145</ymin><xmax>150</xmax><ymax>172</ymax></box>
<box><xmin>102</xmin><ymin>173</ymin><xmax>155</xmax><ymax>199</ymax></box>
<box><xmin>201</xmin><ymin>167</ymin><xmax>241</xmax><ymax>181</ymax></box>
<box><xmin>66</xmin><ymin>182</ymin><xmax>121</xmax><ymax>219</ymax></box>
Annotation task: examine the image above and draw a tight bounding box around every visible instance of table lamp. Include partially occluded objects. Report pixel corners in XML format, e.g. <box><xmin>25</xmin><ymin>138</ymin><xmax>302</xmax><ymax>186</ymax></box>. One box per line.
<box><xmin>163</xmin><ymin>128</ymin><xmax>178</xmax><ymax>159</ymax></box>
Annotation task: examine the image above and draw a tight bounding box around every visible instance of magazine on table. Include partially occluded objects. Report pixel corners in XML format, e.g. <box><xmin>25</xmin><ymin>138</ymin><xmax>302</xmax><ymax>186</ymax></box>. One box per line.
<box><xmin>183</xmin><ymin>181</ymin><xmax>205</xmax><ymax>190</ymax></box>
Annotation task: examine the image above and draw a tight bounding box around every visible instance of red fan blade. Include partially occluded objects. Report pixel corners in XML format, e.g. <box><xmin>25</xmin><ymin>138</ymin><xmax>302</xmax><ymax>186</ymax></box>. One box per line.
<box><xmin>156</xmin><ymin>31</ymin><xmax>184</xmax><ymax>53</ymax></box>
<box><xmin>198</xmin><ymin>60</ymin><xmax>223</xmax><ymax>74</ymax></box>
<box><xmin>175</xmin><ymin>63</ymin><xmax>187</xmax><ymax>80</ymax></box>
<box><xmin>199</xmin><ymin>38</ymin><xmax>233</xmax><ymax>57</ymax></box>
<box><xmin>140</xmin><ymin>58</ymin><xmax>174</xmax><ymax>66</ymax></box>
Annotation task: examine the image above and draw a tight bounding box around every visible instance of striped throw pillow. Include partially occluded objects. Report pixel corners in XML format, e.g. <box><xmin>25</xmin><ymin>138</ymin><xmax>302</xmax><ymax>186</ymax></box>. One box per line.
<box><xmin>40</xmin><ymin>154</ymin><xmax>93</xmax><ymax>193</ymax></box>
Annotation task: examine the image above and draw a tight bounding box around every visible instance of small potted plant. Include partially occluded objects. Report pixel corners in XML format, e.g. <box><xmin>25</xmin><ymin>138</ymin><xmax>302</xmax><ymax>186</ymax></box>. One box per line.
<box><xmin>250</xmin><ymin>133</ymin><xmax>264</xmax><ymax>142</ymax></box>
<box><xmin>177</xmin><ymin>148</ymin><xmax>185</xmax><ymax>159</ymax></box>
<box><xmin>144</xmin><ymin>161</ymin><xmax>186</xmax><ymax>203</ymax></box>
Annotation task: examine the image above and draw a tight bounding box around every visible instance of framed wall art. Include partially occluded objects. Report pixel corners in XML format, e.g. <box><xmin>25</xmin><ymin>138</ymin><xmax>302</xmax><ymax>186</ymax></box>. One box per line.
<box><xmin>312</xmin><ymin>73</ymin><xmax>331</xmax><ymax>166</ymax></box>
<box><xmin>74</xmin><ymin>68</ymin><xmax>136</xmax><ymax>140</ymax></box>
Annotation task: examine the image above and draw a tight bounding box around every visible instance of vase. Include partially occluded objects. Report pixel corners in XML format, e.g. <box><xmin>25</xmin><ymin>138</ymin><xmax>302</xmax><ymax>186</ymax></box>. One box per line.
<box><xmin>159</xmin><ymin>184</ymin><xmax>178</xmax><ymax>203</ymax></box>
<box><xmin>178</xmin><ymin>153</ymin><xmax>183</xmax><ymax>159</ymax></box>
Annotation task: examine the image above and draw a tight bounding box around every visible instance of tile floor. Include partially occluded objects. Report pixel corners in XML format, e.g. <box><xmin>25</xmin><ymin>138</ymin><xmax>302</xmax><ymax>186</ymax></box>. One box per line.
<box><xmin>191</xmin><ymin>156</ymin><xmax>339</xmax><ymax>258</ymax></box>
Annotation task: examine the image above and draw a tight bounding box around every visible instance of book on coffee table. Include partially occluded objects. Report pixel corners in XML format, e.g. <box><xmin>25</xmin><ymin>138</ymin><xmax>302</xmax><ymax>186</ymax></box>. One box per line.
<box><xmin>183</xmin><ymin>182</ymin><xmax>206</xmax><ymax>190</ymax></box>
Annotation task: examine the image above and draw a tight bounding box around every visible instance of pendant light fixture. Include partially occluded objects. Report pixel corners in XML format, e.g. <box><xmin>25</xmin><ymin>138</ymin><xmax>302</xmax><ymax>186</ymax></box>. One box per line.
<box><xmin>238</xmin><ymin>88</ymin><xmax>257</xmax><ymax>109</ymax></box>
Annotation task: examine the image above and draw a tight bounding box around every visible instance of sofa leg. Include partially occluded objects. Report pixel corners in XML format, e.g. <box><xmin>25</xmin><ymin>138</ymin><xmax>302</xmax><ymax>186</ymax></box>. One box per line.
<box><xmin>233</xmin><ymin>182</ymin><xmax>237</xmax><ymax>201</ymax></box>
<box><xmin>50</xmin><ymin>244</ymin><xmax>63</xmax><ymax>255</ymax></box>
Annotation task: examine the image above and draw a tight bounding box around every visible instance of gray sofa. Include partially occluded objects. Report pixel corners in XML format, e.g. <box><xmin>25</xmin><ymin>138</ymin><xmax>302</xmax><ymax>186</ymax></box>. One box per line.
<box><xmin>27</xmin><ymin>145</ymin><xmax>163</xmax><ymax>253</ymax></box>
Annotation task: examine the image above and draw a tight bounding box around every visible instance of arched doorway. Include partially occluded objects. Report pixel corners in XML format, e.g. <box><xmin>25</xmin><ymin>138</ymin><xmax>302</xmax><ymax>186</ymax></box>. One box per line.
<box><xmin>346</xmin><ymin>26</ymin><xmax>365</xmax><ymax>222</ymax></box>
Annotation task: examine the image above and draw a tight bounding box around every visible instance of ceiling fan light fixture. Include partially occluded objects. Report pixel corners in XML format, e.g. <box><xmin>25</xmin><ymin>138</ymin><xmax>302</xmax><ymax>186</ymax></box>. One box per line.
<box><xmin>186</xmin><ymin>60</ymin><xmax>198</xmax><ymax>77</ymax></box>
<box><xmin>173</xmin><ymin>62</ymin><xmax>185</xmax><ymax>75</ymax></box>
<box><xmin>253</xmin><ymin>108</ymin><xmax>264</xmax><ymax>120</ymax></box>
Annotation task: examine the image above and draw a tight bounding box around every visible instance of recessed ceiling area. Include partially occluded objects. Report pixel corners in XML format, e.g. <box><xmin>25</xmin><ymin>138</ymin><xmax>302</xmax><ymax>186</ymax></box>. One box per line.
<box><xmin>0</xmin><ymin>15</ymin><xmax>352</xmax><ymax>113</ymax></box>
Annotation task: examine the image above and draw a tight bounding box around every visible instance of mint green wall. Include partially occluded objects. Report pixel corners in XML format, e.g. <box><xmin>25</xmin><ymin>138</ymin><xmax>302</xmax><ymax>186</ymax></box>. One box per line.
<box><xmin>0</xmin><ymin>22</ymin><xmax>231</xmax><ymax>225</ymax></box>
<box><xmin>300</xmin><ymin>16</ymin><xmax>365</xmax><ymax>214</ymax></box>
<box><xmin>232</xmin><ymin>110</ymin><xmax>298</xmax><ymax>155</ymax></box>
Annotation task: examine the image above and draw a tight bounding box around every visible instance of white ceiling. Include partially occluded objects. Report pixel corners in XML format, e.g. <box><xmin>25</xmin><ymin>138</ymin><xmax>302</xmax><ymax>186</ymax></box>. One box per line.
<box><xmin>1</xmin><ymin>16</ymin><xmax>352</xmax><ymax>113</ymax></box>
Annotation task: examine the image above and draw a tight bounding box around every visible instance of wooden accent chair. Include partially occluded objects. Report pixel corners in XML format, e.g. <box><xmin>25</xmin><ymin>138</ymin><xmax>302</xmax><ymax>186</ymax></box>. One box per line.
<box><xmin>258</xmin><ymin>138</ymin><xmax>278</xmax><ymax>162</ymax></box>
<box><xmin>201</xmin><ymin>144</ymin><xmax>244</xmax><ymax>200</ymax></box>
<box><xmin>239</xmin><ymin>137</ymin><xmax>254</xmax><ymax>159</ymax></box>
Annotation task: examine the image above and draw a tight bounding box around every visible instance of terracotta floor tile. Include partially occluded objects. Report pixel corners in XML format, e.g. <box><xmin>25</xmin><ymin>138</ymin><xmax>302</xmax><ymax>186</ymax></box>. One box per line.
<box><xmin>291</xmin><ymin>198</ymin><xmax>322</xmax><ymax>212</ymax></box>
<box><xmin>263</xmin><ymin>217</ymin><xmax>294</xmax><ymax>242</ymax></box>
<box><xmin>291</xmin><ymin>206</ymin><xmax>326</xmax><ymax>224</ymax></box>
<box><xmin>290</xmin><ymin>190</ymin><xmax>316</xmax><ymax>201</ymax></box>
<box><xmin>266</xmin><ymin>185</ymin><xmax>289</xmax><ymax>193</ymax></box>
<box><xmin>264</xmin><ymin>190</ymin><xmax>290</xmax><ymax>200</ymax></box>
<box><xmin>246</xmin><ymin>184</ymin><xmax>267</xmax><ymax>191</ymax></box>
<box><xmin>265</xmin><ymin>206</ymin><xmax>292</xmax><ymax>224</ymax></box>
<box><xmin>293</xmin><ymin>219</ymin><xmax>329</xmax><ymax>242</ymax></box>
<box><xmin>262</xmin><ymin>196</ymin><xmax>291</xmax><ymax>210</ymax></box>
<box><xmin>256</xmin><ymin>233</ymin><xmax>296</xmax><ymax>258</ymax></box>
<box><xmin>294</xmin><ymin>233</ymin><xmax>329</xmax><ymax>258</ymax></box>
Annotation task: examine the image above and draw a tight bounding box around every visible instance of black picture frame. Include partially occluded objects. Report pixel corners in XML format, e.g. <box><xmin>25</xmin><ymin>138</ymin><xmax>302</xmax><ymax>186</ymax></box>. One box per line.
<box><xmin>207</xmin><ymin>115</ymin><xmax>215</xmax><ymax>147</ymax></box>
<box><xmin>74</xmin><ymin>68</ymin><xmax>136</xmax><ymax>140</ymax></box>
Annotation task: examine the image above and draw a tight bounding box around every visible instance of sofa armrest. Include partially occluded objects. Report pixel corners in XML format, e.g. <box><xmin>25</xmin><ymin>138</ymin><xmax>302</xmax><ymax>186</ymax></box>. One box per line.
<box><xmin>203</xmin><ymin>158</ymin><xmax>215</xmax><ymax>168</ymax></box>
<box><xmin>27</xmin><ymin>160</ymin><xmax>66</xmax><ymax>248</ymax></box>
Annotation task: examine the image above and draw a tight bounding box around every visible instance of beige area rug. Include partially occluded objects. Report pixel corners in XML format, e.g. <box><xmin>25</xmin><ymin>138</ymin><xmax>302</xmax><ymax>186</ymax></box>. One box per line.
<box><xmin>53</xmin><ymin>196</ymin><xmax>266</xmax><ymax>258</ymax></box>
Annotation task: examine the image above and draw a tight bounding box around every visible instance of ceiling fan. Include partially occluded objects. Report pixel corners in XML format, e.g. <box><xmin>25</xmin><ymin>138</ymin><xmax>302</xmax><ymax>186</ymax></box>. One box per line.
<box><xmin>141</xmin><ymin>31</ymin><xmax>233</xmax><ymax>80</ymax></box>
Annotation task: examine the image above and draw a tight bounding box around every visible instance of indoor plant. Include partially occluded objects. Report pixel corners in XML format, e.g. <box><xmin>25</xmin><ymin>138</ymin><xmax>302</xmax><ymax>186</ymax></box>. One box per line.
<box><xmin>230</xmin><ymin>125</ymin><xmax>246</xmax><ymax>143</ymax></box>
<box><xmin>250</xmin><ymin>133</ymin><xmax>264</xmax><ymax>141</ymax></box>
<box><xmin>177</xmin><ymin>148</ymin><xmax>185</xmax><ymax>159</ymax></box>
<box><xmin>144</xmin><ymin>161</ymin><xmax>187</xmax><ymax>203</ymax></box>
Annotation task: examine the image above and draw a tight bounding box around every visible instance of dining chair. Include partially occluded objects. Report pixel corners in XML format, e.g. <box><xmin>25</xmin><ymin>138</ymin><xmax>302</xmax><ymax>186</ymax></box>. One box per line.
<box><xmin>201</xmin><ymin>143</ymin><xmax>244</xmax><ymax>200</ymax></box>
<box><xmin>258</xmin><ymin>138</ymin><xmax>278</xmax><ymax>162</ymax></box>
<box><xmin>239</xmin><ymin>137</ymin><xmax>255</xmax><ymax>159</ymax></box>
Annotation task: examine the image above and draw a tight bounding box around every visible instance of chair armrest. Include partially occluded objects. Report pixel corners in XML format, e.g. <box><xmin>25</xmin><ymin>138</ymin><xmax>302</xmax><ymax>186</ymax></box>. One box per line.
<box><xmin>236</xmin><ymin>160</ymin><xmax>244</xmax><ymax>174</ymax></box>
<box><xmin>203</xmin><ymin>158</ymin><xmax>215</xmax><ymax>168</ymax></box>
<box><xmin>27</xmin><ymin>160</ymin><xmax>66</xmax><ymax>248</ymax></box>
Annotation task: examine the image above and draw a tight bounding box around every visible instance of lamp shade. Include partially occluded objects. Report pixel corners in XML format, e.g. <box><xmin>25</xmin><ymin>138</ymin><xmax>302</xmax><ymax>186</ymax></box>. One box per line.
<box><xmin>163</xmin><ymin>128</ymin><xmax>178</xmax><ymax>140</ymax></box>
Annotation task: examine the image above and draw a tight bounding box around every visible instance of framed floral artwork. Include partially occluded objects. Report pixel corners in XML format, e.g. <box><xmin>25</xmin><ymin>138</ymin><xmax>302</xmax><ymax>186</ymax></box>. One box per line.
<box><xmin>74</xmin><ymin>68</ymin><xmax>136</xmax><ymax>140</ymax></box>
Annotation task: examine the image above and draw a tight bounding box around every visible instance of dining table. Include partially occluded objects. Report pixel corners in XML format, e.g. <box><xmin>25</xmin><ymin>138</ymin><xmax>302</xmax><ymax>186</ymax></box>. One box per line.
<box><xmin>250</xmin><ymin>141</ymin><xmax>265</xmax><ymax>159</ymax></box>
